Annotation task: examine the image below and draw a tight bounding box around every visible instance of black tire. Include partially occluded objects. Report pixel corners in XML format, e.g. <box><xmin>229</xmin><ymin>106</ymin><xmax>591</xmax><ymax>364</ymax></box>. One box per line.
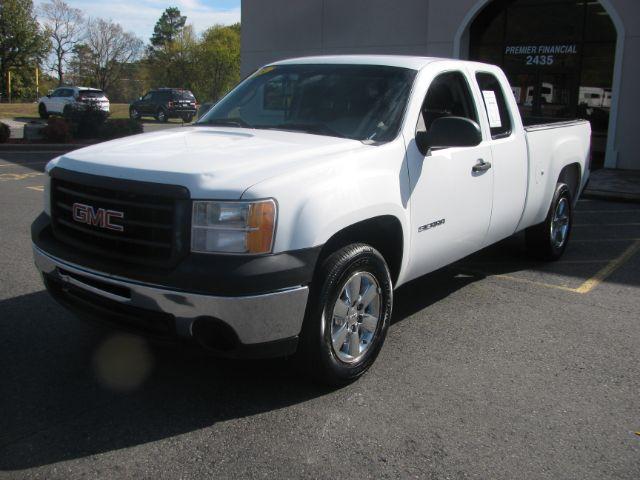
<box><xmin>38</xmin><ymin>103</ymin><xmax>49</xmax><ymax>119</ymax></box>
<box><xmin>129</xmin><ymin>107</ymin><xmax>140</xmax><ymax>120</ymax></box>
<box><xmin>297</xmin><ymin>243</ymin><xmax>393</xmax><ymax>386</ymax></box>
<box><xmin>525</xmin><ymin>182</ymin><xmax>573</xmax><ymax>261</ymax></box>
<box><xmin>156</xmin><ymin>108</ymin><xmax>168</xmax><ymax>122</ymax></box>
<box><xmin>182</xmin><ymin>113</ymin><xmax>194</xmax><ymax>123</ymax></box>
<box><xmin>63</xmin><ymin>105</ymin><xmax>72</xmax><ymax>119</ymax></box>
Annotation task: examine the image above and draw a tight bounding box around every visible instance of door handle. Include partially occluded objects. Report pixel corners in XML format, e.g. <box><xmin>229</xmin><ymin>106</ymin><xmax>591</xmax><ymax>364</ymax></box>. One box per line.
<box><xmin>472</xmin><ymin>159</ymin><xmax>492</xmax><ymax>173</ymax></box>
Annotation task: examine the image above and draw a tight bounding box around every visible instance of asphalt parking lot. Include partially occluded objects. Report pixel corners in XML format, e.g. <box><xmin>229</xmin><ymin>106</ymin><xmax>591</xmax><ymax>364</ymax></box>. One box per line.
<box><xmin>1</xmin><ymin>152</ymin><xmax>639</xmax><ymax>479</ymax></box>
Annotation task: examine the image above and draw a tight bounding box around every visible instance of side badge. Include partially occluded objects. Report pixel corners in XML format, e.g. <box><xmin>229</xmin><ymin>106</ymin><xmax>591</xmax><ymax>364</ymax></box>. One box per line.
<box><xmin>418</xmin><ymin>218</ymin><xmax>445</xmax><ymax>233</ymax></box>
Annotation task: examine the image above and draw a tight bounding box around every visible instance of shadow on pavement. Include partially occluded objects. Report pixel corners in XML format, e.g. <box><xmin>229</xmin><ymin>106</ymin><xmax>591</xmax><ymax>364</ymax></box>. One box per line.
<box><xmin>0</xmin><ymin>264</ymin><xmax>482</xmax><ymax>470</ymax></box>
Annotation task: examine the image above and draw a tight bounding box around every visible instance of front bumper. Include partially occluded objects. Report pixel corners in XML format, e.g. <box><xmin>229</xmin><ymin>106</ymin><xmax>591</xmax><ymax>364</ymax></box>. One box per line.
<box><xmin>33</xmin><ymin>245</ymin><xmax>309</xmax><ymax>358</ymax></box>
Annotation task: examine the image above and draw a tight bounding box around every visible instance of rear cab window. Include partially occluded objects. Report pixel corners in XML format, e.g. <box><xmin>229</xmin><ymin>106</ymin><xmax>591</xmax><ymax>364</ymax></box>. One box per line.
<box><xmin>475</xmin><ymin>72</ymin><xmax>513</xmax><ymax>139</ymax></box>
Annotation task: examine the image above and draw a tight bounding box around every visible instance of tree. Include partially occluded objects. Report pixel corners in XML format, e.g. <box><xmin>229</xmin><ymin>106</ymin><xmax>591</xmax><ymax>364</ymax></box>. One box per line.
<box><xmin>149</xmin><ymin>7</ymin><xmax>186</xmax><ymax>49</ymax></box>
<box><xmin>194</xmin><ymin>23</ymin><xmax>240</xmax><ymax>102</ymax></box>
<box><xmin>84</xmin><ymin>18</ymin><xmax>143</xmax><ymax>91</ymax></box>
<box><xmin>66</xmin><ymin>42</ymin><xmax>94</xmax><ymax>86</ymax></box>
<box><xmin>0</xmin><ymin>0</ymin><xmax>49</xmax><ymax>99</ymax></box>
<box><xmin>145</xmin><ymin>24</ymin><xmax>197</xmax><ymax>91</ymax></box>
<box><xmin>40</xmin><ymin>0</ymin><xmax>84</xmax><ymax>86</ymax></box>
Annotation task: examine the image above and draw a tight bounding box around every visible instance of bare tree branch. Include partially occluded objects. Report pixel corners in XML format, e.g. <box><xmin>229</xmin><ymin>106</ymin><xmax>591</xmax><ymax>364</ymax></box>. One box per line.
<box><xmin>40</xmin><ymin>0</ymin><xmax>83</xmax><ymax>85</ymax></box>
<box><xmin>84</xmin><ymin>18</ymin><xmax>142</xmax><ymax>91</ymax></box>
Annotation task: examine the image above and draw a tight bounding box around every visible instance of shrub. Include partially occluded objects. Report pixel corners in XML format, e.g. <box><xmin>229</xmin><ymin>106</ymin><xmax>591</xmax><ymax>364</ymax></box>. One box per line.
<box><xmin>66</xmin><ymin>103</ymin><xmax>108</xmax><ymax>139</ymax></box>
<box><xmin>99</xmin><ymin>118</ymin><xmax>143</xmax><ymax>140</ymax></box>
<box><xmin>0</xmin><ymin>122</ymin><xmax>9</xmax><ymax>143</ymax></box>
<box><xmin>42</xmin><ymin>118</ymin><xmax>72</xmax><ymax>143</ymax></box>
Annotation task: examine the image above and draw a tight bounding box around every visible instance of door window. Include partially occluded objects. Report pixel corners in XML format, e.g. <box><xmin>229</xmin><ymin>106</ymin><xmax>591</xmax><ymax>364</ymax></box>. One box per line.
<box><xmin>416</xmin><ymin>71</ymin><xmax>478</xmax><ymax>134</ymax></box>
<box><xmin>476</xmin><ymin>72</ymin><xmax>512</xmax><ymax>138</ymax></box>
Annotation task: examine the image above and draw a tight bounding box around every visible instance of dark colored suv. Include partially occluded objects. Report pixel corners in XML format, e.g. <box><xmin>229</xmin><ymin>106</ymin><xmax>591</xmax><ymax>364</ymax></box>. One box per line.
<box><xmin>129</xmin><ymin>88</ymin><xmax>197</xmax><ymax>122</ymax></box>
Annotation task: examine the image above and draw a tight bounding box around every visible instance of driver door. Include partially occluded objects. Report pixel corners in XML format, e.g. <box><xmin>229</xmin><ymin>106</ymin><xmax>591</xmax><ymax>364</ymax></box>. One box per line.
<box><xmin>405</xmin><ymin>70</ymin><xmax>493</xmax><ymax>281</ymax></box>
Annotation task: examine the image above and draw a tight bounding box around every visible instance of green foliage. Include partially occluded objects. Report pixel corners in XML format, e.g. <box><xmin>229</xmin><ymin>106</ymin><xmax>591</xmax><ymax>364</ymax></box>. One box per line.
<box><xmin>0</xmin><ymin>122</ymin><xmax>10</xmax><ymax>143</ymax></box>
<box><xmin>143</xmin><ymin>22</ymin><xmax>241</xmax><ymax>104</ymax></box>
<box><xmin>150</xmin><ymin>7</ymin><xmax>186</xmax><ymax>48</ymax></box>
<box><xmin>99</xmin><ymin>118</ymin><xmax>143</xmax><ymax>140</ymax></box>
<box><xmin>42</xmin><ymin>117</ymin><xmax>71</xmax><ymax>143</ymax></box>
<box><xmin>0</xmin><ymin>0</ymin><xmax>50</xmax><ymax>99</ymax></box>
<box><xmin>65</xmin><ymin>103</ymin><xmax>107</xmax><ymax>138</ymax></box>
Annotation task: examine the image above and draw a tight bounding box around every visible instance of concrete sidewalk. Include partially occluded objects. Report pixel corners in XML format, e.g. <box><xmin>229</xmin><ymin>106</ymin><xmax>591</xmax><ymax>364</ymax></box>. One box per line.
<box><xmin>583</xmin><ymin>168</ymin><xmax>640</xmax><ymax>203</ymax></box>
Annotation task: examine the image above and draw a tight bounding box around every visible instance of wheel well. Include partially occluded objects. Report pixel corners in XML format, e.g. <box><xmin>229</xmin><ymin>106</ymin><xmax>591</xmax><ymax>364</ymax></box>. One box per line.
<box><xmin>316</xmin><ymin>215</ymin><xmax>404</xmax><ymax>284</ymax></box>
<box><xmin>558</xmin><ymin>163</ymin><xmax>581</xmax><ymax>202</ymax></box>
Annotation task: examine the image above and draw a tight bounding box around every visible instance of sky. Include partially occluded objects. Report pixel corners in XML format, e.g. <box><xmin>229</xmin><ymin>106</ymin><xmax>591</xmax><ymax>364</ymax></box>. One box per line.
<box><xmin>33</xmin><ymin>0</ymin><xmax>241</xmax><ymax>42</ymax></box>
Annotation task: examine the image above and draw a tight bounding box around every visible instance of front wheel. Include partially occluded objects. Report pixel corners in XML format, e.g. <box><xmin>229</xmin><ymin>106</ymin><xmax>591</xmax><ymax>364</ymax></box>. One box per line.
<box><xmin>129</xmin><ymin>107</ymin><xmax>140</xmax><ymax>120</ymax></box>
<box><xmin>298</xmin><ymin>243</ymin><xmax>393</xmax><ymax>386</ymax></box>
<box><xmin>156</xmin><ymin>108</ymin><xmax>168</xmax><ymax>122</ymax></box>
<box><xmin>38</xmin><ymin>103</ymin><xmax>49</xmax><ymax>119</ymax></box>
<box><xmin>526</xmin><ymin>182</ymin><xmax>573</xmax><ymax>260</ymax></box>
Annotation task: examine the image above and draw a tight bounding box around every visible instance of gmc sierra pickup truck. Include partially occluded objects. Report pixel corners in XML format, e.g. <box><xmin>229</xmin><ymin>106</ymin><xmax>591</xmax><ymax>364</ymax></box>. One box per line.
<box><xmin>32</xmin><ymin>56</ymin><xmax>590</xmax><ymax>385</ymax></box>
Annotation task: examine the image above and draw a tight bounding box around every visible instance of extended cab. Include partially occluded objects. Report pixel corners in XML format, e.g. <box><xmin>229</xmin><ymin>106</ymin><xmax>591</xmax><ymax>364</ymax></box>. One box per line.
<box><xmin>32</xmin><ymin>56</ymin><xmax>590</xmax><ymax>385</ymax></box>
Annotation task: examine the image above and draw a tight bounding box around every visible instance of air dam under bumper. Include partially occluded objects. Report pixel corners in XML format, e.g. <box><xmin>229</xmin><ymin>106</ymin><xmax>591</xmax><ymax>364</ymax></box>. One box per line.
<box><xmin>33</xmin><ymin>245</ymin><xmax>309</xmax><ymax>358</ymax></box>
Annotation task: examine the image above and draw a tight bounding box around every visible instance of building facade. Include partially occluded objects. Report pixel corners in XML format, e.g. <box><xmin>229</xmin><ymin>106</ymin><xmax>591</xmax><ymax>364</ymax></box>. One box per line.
<box><xmin>241</xmin><ymin>0</ymin><xmax>640</xmax><ymax>170</ymax></box>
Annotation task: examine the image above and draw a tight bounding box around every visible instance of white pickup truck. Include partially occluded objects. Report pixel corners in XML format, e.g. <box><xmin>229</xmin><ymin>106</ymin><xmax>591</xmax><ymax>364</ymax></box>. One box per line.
<box><xmin>32</xmin><ymin>56</ymin><xmax>590</xmax><ymax>385</ymax></box>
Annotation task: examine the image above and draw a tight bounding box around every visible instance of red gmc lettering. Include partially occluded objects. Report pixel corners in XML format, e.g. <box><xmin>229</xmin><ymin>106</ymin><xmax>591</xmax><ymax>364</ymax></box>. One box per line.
<box><xmin>72</xmin><ymin>203</ymin><xmax>124</xmax><ymax>232</ymax></box>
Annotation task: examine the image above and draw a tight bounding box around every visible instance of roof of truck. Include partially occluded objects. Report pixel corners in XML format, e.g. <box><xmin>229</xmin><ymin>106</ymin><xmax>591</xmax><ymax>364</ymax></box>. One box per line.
<box><xmin>271</xmin><ymin>55</ymin><xmax>462</xmax><ymax>70</ymax></box>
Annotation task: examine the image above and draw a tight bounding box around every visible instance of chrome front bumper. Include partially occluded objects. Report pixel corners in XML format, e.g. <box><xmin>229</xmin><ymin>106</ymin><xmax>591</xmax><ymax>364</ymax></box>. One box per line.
<box><xmin>33</xmin><ymin>245</ymin><xmax>309</xmax><ymax>346</ymax></box>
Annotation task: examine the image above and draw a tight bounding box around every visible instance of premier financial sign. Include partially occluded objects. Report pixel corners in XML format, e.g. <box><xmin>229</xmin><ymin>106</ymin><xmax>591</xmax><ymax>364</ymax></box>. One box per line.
<box><xmin>505</xmin><ymin>44</ymin><xmax>577</xmax><ymax>66</ymax></box>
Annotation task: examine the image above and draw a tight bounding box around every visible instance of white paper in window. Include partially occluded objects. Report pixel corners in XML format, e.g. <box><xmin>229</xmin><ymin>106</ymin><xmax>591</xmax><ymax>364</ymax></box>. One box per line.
<box><xmin>482</xmin><ymin>90</ymin><xmax>502</xmax><ymax>128</ymax></box>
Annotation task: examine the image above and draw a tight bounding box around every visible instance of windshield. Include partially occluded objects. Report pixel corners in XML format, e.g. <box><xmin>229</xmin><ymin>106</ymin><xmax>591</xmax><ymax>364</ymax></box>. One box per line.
<box><xmin>197</xmin><ymin>64</ymin><xmax>416</xmax><ymax>143</ymax></box>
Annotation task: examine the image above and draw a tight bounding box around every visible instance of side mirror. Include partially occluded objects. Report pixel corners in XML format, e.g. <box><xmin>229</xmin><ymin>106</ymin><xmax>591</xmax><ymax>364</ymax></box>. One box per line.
<box><xmin>416</xmin><ymin>116</ymin><xmax>482</xmax><ymax>154</ymax></box>
<box><xmin>139</xmin><ymin>96</ymin><xmax>142</xmax><ymax>100</ymax></box>
<box><xmin>46</xmin><ymin>94</ymin><xmax>51</xmax><ymax>98</ymax></box>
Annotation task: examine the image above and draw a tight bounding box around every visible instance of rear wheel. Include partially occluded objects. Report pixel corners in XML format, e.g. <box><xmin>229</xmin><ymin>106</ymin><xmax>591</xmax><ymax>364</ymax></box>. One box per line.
<box><xmin>526</xmin><ymin>182</ymin><xmax>573</xmax><ymax>260</ymax></box>
<box><xmin>298</xmin><ymin>243</ymin><xmax>393</xmax><ymax>386</ymax></box>
<box><xmin>182</xmin><ymin>113</ymin><xmax>194</xmax><ymax>123</ymax></box>
<box><xmin>38</xmin><ymin>103</ymin><xmax>49</xmax><ymax>119</ymax></box>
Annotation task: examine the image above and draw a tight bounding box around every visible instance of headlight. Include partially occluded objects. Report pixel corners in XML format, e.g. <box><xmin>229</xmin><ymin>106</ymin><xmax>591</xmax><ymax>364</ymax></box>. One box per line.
<box><xmin>191</xmin><ymin>199</ymin><xmax>277</xmax><ymax>254</ymax></box>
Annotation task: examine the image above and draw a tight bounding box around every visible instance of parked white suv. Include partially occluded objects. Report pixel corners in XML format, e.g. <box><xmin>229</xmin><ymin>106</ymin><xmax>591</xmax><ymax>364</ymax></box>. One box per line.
<box><xmin>38</xmin><ymin>87</ymin><xmax>110</xmax><ymax>119</ymax></box>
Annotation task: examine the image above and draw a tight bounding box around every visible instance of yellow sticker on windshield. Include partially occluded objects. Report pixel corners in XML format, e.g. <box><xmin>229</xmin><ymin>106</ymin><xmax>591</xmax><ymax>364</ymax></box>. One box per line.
<box><xmin>255</xmin><ymin>66</ymin><xmax>276</xmax><ymax>76</ymax></box>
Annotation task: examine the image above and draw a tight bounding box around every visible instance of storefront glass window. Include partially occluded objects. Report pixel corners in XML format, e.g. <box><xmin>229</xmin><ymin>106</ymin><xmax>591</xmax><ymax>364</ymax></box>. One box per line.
<box><xmin>469</xmin><ymin>0</ymin><xmax>616</xmax><ymax>166</ymax></box>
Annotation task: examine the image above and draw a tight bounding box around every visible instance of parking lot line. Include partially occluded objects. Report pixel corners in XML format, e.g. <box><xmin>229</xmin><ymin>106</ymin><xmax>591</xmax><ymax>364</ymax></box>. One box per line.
<box><xmin>0</xmin><ymin>172</ymin><xmax>44</xmax><ymax>181</ymax></box>
<box><xmin>458</xmin><ymin>239</ymin><xmax>640</xmax><ymax>294</ymax></box>
<box><xmin>26</xmin><ymin>186</ymin><xmax>44</xmax><ymax>192</ymax></box>
<box><xmin>0</xmin><ymin>161</ymin><xmax>49</xmax><ymax>167</ymax></box>
<box><xmin>573</xmin><ymin>239</ymin><xmax>640</xmax><ymax>294</ymax></box>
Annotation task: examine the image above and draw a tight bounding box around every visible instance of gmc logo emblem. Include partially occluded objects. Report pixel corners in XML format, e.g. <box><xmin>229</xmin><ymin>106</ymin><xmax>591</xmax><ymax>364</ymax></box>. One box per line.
<box><xmin>72</xmin><ymin>203</ymin><xmax>124</xmax><ymax>232</ymax></box>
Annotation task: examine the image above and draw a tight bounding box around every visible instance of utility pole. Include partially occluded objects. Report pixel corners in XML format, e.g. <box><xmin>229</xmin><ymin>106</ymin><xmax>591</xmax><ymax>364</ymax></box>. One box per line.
<box><xmin>7</xmin><ymin>71</ymin><xmax>11</xmax><ymax>103</ymax></box>
<box><xmin>35</xmin><ymin>66</ymin><xmax>39</xmax><ymax>101</ymax></box>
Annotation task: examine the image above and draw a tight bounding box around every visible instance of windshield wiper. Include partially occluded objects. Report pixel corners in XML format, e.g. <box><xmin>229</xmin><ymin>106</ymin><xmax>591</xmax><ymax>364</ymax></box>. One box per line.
<box><xmin>256</xmin><ymin>123</ymin><xmax>346</xmax><ymax>138</ymax></box>
<box><xmin>197</xmin><ymin>118</ymin><xmax>252</xmax><ymax>128</ymax></box>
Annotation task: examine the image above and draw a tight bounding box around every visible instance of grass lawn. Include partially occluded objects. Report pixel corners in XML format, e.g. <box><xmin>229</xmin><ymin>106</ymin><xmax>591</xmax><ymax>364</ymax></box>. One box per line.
<box><xmin>0</xmin><ymin>103</ymin><xmax>131</xmax><ymax>120</ymax></box>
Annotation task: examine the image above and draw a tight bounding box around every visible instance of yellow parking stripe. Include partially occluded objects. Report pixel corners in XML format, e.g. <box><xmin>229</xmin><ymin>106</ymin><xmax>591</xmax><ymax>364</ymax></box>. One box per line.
<box><xmin>573</xmin><ymin>239</ymin><xmax>640</xmax><ymax>293</ymax></box>
<box><xmin>0</xmin><ymin>172</ymin><xmax>44</xmax><ymax>181</ymax></box>
<box><xmin>26</xmin><ymin>186</ymin><xmax>44</xmax><ymax>192</ymax></box>
<box><xmin>457</xmin><ymin>239</ymin><xmax>640</xmax><ymax>294</ymax></box>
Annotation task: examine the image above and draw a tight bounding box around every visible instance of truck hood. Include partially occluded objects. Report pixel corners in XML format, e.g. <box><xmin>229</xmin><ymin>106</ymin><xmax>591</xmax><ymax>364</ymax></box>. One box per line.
<box><xmin>50</xmin><ymin>126</ymin><xmax>365</xmax><ymax>199</ymax></box>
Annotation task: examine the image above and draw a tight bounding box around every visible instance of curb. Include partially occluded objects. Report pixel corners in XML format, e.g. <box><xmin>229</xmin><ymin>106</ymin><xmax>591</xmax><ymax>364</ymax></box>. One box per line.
<box><xmin>0</xmin><ymin>143</ymin><xmax>91</xmax><ymax>152</ymax></box>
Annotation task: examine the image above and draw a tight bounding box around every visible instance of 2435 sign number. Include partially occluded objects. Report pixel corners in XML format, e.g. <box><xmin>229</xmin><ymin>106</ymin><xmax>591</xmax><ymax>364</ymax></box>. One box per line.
<box><xmin>526</xmin><ymin>55</ymin><xmax>554</xmax><ymax>66</ymax></box>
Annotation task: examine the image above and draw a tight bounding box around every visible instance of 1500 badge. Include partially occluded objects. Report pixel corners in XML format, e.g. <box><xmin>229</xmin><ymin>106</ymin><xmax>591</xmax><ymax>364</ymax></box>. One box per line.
<box><xmin>418</xmin><ymin>218</ymin><xmax>445</xmax><ymax>232</ymax></box>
